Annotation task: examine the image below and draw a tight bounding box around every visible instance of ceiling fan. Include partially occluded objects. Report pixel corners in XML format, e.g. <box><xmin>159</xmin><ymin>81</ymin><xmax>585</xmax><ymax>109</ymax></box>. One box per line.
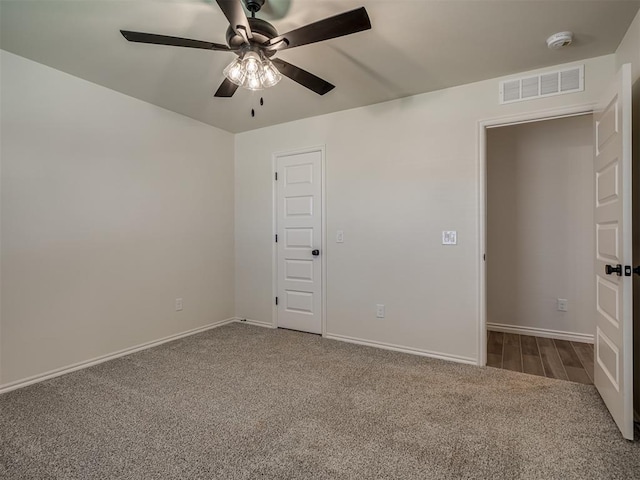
<box><xmin>120</xmin><ymin>0</ymin><xmax>371</xmax><ymax>97</ymax></box>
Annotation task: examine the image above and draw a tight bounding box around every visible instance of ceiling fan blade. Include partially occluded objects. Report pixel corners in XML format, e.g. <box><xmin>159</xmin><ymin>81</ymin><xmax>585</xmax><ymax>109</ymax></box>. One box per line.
<box><xmin>214</xmin><ymin>78</ymin><xmax>239</xmax><ymax>97</ymax></box>
<box><xmin>265</xmin><ymin>7</ymin><xmax>370</xmax><ymax>51</ymax></box>
<box><xmin>215</xmin><ymin>0</ymin><xmax>253</xmax><ymax>41</ymax></box>
<box><xmin>120</xmin><ymin>31</ymin><xmax>231</xmax><ymax>51</ymax></box>
<box><xmin>271</xmin><ymin>58</ymin><xmax>335</xmax><ymax>96</ymax></box>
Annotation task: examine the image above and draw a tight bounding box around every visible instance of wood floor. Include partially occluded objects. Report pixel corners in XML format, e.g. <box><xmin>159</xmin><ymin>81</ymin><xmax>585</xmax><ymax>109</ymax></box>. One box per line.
<box><xmin>487</xmin><ymin>331</ymin><xmax>594</xmax><ymax>384</ymax></box>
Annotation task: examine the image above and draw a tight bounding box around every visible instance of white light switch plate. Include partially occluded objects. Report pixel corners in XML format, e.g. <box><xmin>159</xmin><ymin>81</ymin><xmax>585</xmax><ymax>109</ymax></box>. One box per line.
<box><xmin>442</xmin><ymin>231</ymin><xmax>457</xmax><ymax>245</ymax></box>
<box><xmin>336</xmin><ymin>230</ymin><xmax>344</xmax><ymax>243</ymax></box>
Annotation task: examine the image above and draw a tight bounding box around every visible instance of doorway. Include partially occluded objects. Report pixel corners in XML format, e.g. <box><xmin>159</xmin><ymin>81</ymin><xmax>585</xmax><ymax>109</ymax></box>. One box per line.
<box><xmin>478</xmin><ymin>65</ymin><xmax>634</xmax><ymax>440</ymax></box>
<box><xmin>483</xmin><ymin>112</ymin><xmax>595</xmax><ymax>382</ymax></box>
<box><xmin>273</xmin><ymin>147</ymin><xmax>325</xmax><ymax>334</ymax></box>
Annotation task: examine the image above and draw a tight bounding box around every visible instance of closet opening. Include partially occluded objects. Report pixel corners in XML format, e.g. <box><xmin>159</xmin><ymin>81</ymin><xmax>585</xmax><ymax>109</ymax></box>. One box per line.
<box><xmin>484</xmin><ymin>112</ymin><xmax>595</xmax><ymax>383</ymax></box>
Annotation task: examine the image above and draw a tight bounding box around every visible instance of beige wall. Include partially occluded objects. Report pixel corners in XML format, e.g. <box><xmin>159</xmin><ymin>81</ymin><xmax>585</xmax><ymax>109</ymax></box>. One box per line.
<box><xmin>615</xmin><ymin>8</ymin><xmax>640</xmax><ymax>79</ymax></box>
<box><xmin>614</xmin><ymin>9</ymin><xmax>640</xmax><ymax>418</ymax></box>
<box><xmin>0</xmin><ymin>51</ymin><xmax>235</xmax><ymax>386</ymax></box>
<box><xmin>235</xmin><ymin>55</ymin><xmax>616</xmax><ymax>363</ymax></box>
<box><xmin>486</xmin><ymin>115</ymin><xmax>593</xmax><ymax>338</ymax></box>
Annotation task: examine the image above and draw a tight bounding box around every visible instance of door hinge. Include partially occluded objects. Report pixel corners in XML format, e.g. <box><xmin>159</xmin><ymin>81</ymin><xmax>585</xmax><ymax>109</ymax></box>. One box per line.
<box><xmin>275</xmin><ymin>234</ymin><xmax>278</xmax><ymax>243</ymax></box>
<box><xmin>275</xmin><ymin>172</ymin><xmax>278</xmax><ymax>181</ymax></box>
<box><xmin>275</xmin><ymin>297</ymin><xmax>279</xmax><ymax>305</ymax></box>
<box><xmin>483</xmin><ymin>254</ymin><xmax>486</xmax><ymax>261</ymax></box>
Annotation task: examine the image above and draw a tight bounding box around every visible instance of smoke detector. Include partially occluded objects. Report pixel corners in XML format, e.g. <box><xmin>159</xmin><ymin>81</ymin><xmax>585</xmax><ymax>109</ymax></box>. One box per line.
<box><xmin>547</xmin><ymin>31</ymin><xmax>573</xmax><ymax>49</ymax></box>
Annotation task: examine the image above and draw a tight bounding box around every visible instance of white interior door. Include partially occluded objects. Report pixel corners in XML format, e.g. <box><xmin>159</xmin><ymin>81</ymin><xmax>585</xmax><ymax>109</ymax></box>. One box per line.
<box><xmin>593</xmin><ymin>63</ymin><xmax>633</xmax><ymax>440</ymax></box>
<box><xmin>276</xmin><ymin>149</ymin><xmax>322</xmax><ymax>334</ymax></box>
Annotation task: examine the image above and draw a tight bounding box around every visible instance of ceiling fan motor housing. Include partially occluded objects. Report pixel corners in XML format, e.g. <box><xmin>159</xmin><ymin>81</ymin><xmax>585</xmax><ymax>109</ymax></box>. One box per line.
<box><xmin>226</xmin><ymin>17</ymin><xmax>278</xmax><ymax>53</ymax></box>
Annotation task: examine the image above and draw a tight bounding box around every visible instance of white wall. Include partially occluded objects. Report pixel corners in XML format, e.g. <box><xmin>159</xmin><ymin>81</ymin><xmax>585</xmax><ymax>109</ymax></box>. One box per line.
<box><xmin>235</xmin><ymin>55</ymin><xmax>616</xmax><ymax>363</ymax></box>
<box><xmin>0</xmin><ymin>51</ymin><xmax>235</xmax><ymax>386</ymax></box>
<box><xmin>486</xmin><ymin>115</ymin><xmax>593</xmax><ymax>338</ymax></box>
<box><xmin>615</xmin><ymin>8</ymin><xmax>640</xmax><ymax>80</ymax></box>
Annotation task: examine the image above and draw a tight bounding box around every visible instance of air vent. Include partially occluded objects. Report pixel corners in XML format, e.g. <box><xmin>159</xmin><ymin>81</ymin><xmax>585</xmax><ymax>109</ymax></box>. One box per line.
<box><xmin>499</xmin><ymin>65</ymin><xmax>584</xmax><ymax>104</ymax></box>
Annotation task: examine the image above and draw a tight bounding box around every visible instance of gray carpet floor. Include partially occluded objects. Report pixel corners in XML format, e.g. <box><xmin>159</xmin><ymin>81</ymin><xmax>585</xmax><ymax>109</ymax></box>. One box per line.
<box><xmin>1</xmin><ymin>323</ymin><xmax>639</xmax><ymax>480</ymax></box>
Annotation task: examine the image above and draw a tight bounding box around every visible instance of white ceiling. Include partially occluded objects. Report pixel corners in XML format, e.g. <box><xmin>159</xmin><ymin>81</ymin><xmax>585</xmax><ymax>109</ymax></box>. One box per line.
<box><xmin>1</xmin><ymin>0</ymin><xmax>638</xmax><ymax>133</ymax></box>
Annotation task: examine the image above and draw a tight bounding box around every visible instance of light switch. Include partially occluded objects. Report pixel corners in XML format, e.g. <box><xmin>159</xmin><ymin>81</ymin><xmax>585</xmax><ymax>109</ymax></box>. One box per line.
<box><xmin>442</xmin><ymin>231</ymin><xmax>457</xmax><ymax>245</ymax></box>
<box><xmin>336</xmin><ymin>230</ymin><xmax>344</xmax><ymax>243</ymax></box>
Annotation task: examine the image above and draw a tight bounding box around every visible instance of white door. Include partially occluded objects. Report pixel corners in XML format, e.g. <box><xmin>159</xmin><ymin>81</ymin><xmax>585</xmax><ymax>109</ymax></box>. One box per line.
<box><xmin>593</xmin><ymin>63</ymin><xmax>633</xmax><ymax>440</ymax></box>
<box><xmin>275</xmin><ymin>149</ymin><xmax>322</xmax><ymax>334</ymax></box>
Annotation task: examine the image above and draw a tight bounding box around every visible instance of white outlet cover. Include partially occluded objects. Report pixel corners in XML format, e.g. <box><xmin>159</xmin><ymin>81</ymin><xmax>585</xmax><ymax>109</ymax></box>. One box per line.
<box><xmin>336</xmin><ymin>230</ymin><xmax>344</xmax><ymax>243</ymax></box>
<box><xmin>442</xmin><ymin>231</ymin><xmax>457</xmax><ymax>245</ymax></box>
<box><xmin>557</xmin><ymin>298</ymin><xmax>568</xmax><ymax>312</ymax></box>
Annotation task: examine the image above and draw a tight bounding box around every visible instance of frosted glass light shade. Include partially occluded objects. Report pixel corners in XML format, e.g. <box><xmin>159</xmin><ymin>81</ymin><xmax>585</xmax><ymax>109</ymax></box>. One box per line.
<box><xmin>260</xmin><ymin>61</ymin><xmax>282</xmax><ymax>88</ymax></box>
<box><xmin>223</xmin><ymin>57</ymin><xmax>246</xmax><ymax>86</ymax></box>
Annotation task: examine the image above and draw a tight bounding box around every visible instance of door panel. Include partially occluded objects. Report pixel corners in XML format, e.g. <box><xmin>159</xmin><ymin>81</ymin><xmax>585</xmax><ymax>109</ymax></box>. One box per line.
<box><xmin>593</xmin><ymin>64</ymin><xmax>633</xmax><ymax>440</ymax></box>
<box><xmin>596</xmin><ymin>277</ymin><xmax>619</xmax><ymax>328</ymax></box>
<box><xmin>285</xmin><ymin>196</ymin><xmax>314</xmax><ymax>216</ymax></box>
<box><xmin>596</xmin><ymin>223</ymin><xmax>619</xmax><ymax>261</ymax></box>
<box><xmin>285</xmin><ymin>228</ymin><xmax>314</xmax><ymax>248</ymax></box>
<box><xmin>285</xmin><ymin>260</ymin><xmax>314</xmax><ymax>282</ymax></box>
<box><xmin>276</xmin><ymin>150</ymin><xmax>322</xmax><ymax>334</ymax></box>
<box><xmin>596</xmin><ymin>327</ymin><xmax>620</xmax><ymax>390</ymax></box>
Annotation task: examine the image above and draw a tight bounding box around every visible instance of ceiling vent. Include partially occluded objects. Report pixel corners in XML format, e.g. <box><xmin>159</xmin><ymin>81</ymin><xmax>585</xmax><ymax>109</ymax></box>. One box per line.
<box><xmin>499</xmin><ymin>65</ymin><xmax>584</xmax><ymax>104</ymax></box>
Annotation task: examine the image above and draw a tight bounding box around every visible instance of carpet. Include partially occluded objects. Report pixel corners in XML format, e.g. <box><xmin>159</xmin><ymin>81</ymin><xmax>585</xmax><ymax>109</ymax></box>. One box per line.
<box><xmin>1</xmin><ymin>323</ymin><xmax>638</xmax><ymax>479</ymax></box>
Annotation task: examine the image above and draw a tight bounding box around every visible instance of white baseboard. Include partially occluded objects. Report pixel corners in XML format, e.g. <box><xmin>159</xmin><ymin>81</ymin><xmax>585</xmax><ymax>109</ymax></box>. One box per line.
<box><xmin>487</xmin><ymin>323</ymin><xmax>594</xmax><ymax>344</ymax></box>
<box><xmin>0</xmin><ymin>317</ymin><xmax>236</xmax><ymax>395</ymax></box>
<box><xmin>234</xmin><ymin>317</ymin><xmax>276</xmax><ymax>329</ymax></box>
<box><xmin>324</xmin><ymin>333</ymin><xmax>477</xmax><ymax>365</ymax></box>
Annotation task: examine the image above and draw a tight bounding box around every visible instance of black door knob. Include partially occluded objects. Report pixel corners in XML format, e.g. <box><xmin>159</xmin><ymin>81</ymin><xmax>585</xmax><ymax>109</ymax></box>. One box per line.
<box><xmin>605</xmin><ymin>264</ymin><xmax>622</xmax><ymax>276</ymax></box>
<box><xmin>634</xmin><ymin>266</ymin><xmax>640</xmax><ymax>276</ymax></box>
<box><xmin>312</xmin><ymin>249</ymin><xmax>320</xmax><ymax>256</ymax></box>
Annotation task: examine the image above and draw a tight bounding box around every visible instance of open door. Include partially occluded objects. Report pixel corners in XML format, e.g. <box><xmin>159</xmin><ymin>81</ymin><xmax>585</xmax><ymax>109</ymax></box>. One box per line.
<box><xmin>593</xmin><ymin>63</ymin><xmax>634</xmax><ymax>440</ymax></box>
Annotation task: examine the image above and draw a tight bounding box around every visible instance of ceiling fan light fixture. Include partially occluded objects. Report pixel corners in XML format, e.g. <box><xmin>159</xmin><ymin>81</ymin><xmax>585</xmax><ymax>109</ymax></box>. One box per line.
<box><xmin>224</xmin><ymin>49</ymin><xmax>281</xmax><ymax>91</ymax></box>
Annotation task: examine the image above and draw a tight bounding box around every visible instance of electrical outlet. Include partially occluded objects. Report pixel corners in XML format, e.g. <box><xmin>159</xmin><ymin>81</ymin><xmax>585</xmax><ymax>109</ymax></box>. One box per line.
<box><xmin>175</xmin><ymin>298</ymin><xmax>183</xmax><ymax>311</ymax></box>
<box><xmin>376</xmin><ymin>304</ymin><xmax>385</xmax><ymax>318</ymax></box>
<box><xmin>557</xmin><ymin>298</ymin><xmax>568</xmax><ymax>312</ymax></box>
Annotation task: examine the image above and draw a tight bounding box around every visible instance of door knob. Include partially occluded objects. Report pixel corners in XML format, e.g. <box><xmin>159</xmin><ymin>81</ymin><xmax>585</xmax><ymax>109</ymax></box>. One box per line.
<box><xmin>634</xmin><ymin>266</ymin><xmax>640</xmax><ymax>277</ymax></box>
<box><xmin>605</xmin><ymin>264</ymin><xmax>622</xmax><ymax>276</ymax></box>
<box><xmin>312</xmin><ymin>249</ymin><xmax>320</xmax><ymax>256</ymax></box>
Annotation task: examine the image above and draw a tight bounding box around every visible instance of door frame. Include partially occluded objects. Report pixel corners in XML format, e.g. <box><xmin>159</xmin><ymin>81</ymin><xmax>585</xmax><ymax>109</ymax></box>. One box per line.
<box><xmin>477</xmin><ymin>104</ymin><xmax>596</xmax><ymax>366</ymax></box>
<box><xmin>272</xmin><ymin>145</ymin><xmax>328</xmax><ymax>335</ymax></box>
